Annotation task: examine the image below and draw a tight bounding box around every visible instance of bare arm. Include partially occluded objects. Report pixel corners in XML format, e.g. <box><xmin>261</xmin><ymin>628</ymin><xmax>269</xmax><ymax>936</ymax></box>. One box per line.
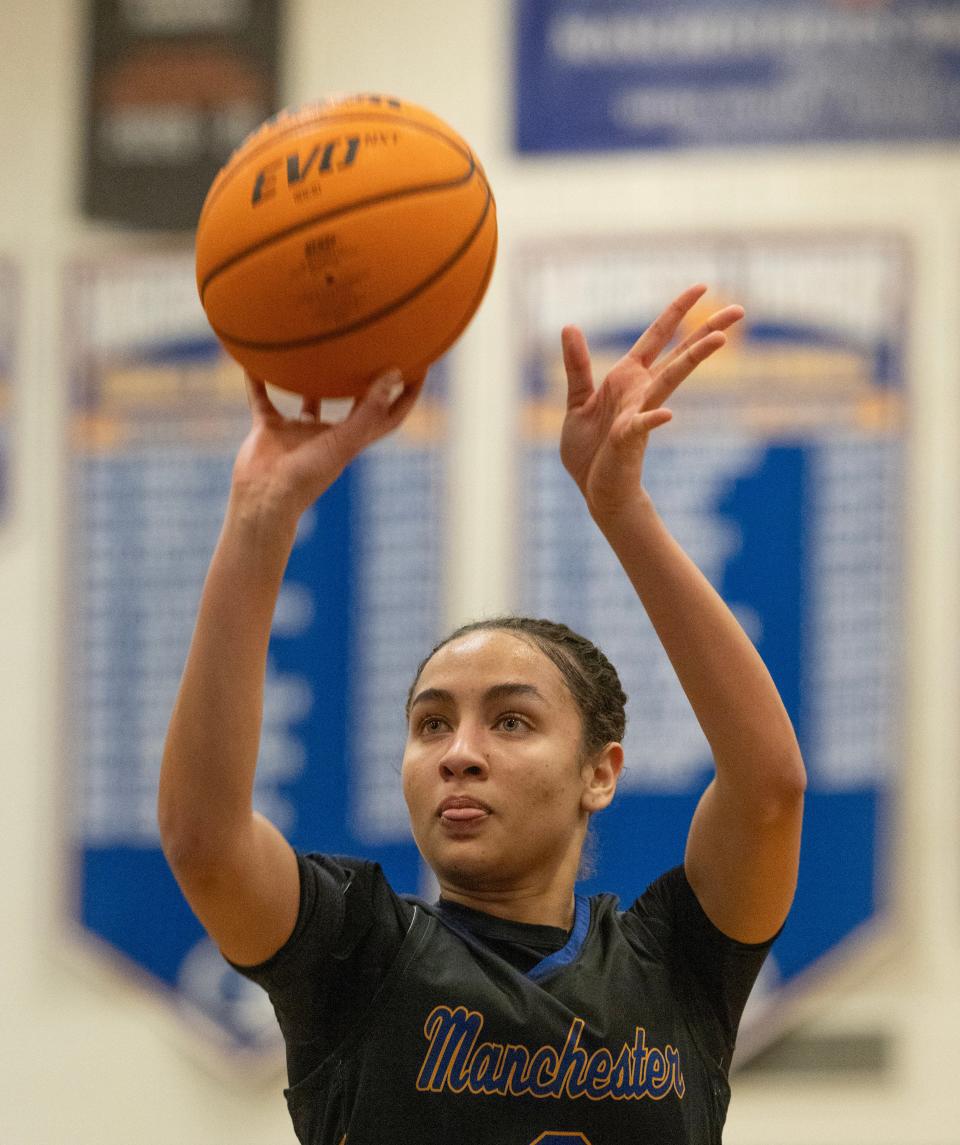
<box><xmin>560</xmin><ymin>286</ymin><xmax>805</xmax><ymax>943</ymax></box>
<box><xmin>158</xmin><ymin>372</ymin><xmax>421</xmax><ymax>966</ymax></box>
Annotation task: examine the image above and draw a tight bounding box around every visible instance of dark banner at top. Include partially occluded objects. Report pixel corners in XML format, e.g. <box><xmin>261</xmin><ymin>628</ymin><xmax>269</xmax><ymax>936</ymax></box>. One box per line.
<box><xmin>82</xmin><ymin>0</ymin><xmax>282</xmax><ymax>230</ymax></box>
<box><xmin>515</xmin><ymin>0</ymin><xmax>960</xmax><ymax>152</ymax></box>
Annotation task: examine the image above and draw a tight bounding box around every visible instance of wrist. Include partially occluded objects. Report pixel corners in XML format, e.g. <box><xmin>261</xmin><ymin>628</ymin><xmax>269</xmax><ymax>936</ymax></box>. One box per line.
<box><xmin>225</xmin><ymin>482</ymin><xmax>303</xmax><ymax>551</ymax></box>
<box><xmin>587</xmin><ymin>485</ymin><xmax>658</xmax><ymax>534</ymax></box>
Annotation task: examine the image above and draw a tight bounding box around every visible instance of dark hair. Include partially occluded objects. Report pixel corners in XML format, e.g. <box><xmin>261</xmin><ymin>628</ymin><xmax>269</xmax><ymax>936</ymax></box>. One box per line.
<box><xmin>405</xmin><ymin>616</ymin><xmax>627</xmax><ymax>755</ymax></box>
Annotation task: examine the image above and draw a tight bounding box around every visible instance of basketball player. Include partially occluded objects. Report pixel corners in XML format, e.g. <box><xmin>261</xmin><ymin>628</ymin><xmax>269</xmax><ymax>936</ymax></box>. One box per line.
<box><xmin>159</xmin><ymin>284</ymin><xmax>805</xmax><ymax>1144</ymax></box>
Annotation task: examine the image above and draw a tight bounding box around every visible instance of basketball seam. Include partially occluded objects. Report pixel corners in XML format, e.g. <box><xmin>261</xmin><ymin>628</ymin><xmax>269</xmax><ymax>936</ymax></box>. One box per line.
<box><xmin>210</xmin><ymin>174</ymin><xmax>495</xmax><ymax>352</ymax></box>
<box><xmin>403</xmin><ymin>225</ymin><xmax>499</xmax><ymax>378</ymax></box>
<box><xmin>198</xmin><ymin>111</ymin><xmax>474</xmax><ymax>226</ymax></box>
<box><xmin>198</xmin><ymin>153</ymin><xmax>478</xmax><ymax>301</ymax></box>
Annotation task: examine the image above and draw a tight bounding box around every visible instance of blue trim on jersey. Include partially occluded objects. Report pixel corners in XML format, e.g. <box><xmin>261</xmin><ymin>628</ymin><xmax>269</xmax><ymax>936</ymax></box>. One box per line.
<box><xmin>526</xmin><ymin>894</ymin><xmax>590</xmax><ymax>982</ymax></box>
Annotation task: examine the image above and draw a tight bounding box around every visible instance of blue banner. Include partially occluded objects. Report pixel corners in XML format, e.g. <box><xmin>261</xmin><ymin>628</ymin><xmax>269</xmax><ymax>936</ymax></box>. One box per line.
<box><xmin>66</xmin><ymin>255</ymin><xmax>439</xmax><ymax>1057</ymax></box>
<box><xmin>517</xmin><ymin>234</ymin><xmax>906</xmax><ymax>1052</ymax></box>
<box><xmin>516</xmin><ymin>0</ymin><xmax>960</xmax><ymax>151</ymax></box>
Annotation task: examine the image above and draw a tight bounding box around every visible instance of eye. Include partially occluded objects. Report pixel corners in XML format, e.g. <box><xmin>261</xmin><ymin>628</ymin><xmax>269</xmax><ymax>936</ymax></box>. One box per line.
<box><xmin>496</xmin><ymin>713</ymin><xmax>530</xmax><ymax>733</ymax></box>
<box><xmin>419</xmin><ymin>716</ymin><xmax>449</xmax><ymax>735</ymax></box>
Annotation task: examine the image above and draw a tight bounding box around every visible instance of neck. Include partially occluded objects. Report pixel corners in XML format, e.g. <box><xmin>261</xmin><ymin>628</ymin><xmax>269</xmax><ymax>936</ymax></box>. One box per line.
<box><xmin>436</xmin><ymin>880</ymin><xmax>577</xmax><ymax>930</ymax></box>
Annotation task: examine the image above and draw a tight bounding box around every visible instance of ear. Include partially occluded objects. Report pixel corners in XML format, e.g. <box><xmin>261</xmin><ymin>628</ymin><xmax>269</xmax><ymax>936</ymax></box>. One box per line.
<box><xmin>580</xmin><ymin>742</ymin><xmax>624</xmax><ymax>814</ymax></box>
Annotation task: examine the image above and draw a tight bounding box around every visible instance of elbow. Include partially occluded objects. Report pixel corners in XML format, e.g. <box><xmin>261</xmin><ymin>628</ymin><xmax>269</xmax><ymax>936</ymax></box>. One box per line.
<box><xmin>157</xmin><ymin>797</ymin><xmax>233</xmax><ymax>880</ymax></box>
<box><xmin>758</xmin><ymin>745</ymin><xmax>807</xmax><ymax>821</ymax></box>
<box><xmin>719</xmin><ymin>739</ymin><xmax>805</xmax><ymax>825</ymax></box>
<box><xmin>157</xmin><ymin>784</ymin><xmax>190</xmax><ymax>867</ymax></box>
<box><xmin>773</xmin><ymin>736</ymin><xmax>807</xmax><ymax>793</ymax></box>
<box><xmin>784</xmin><ymin>741</ymin><xmax>808</xmax><ymax>796</ymax></box>
<box><xmin>157</xmin><ymin>807</ymin><xmax>205</xmax><ymax>877</ymax></box>
<box><xmin>760</xmin><ymin>716</ymin><xmax>807</xmax><ymax>798</ymax></box>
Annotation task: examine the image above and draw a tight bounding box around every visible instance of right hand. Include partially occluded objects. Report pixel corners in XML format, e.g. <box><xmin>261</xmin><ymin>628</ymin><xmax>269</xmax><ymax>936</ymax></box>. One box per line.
<box><xmin>233</xmin><ymin>368</ymin><xmax>425</xmax><ymax>522</ymax></box>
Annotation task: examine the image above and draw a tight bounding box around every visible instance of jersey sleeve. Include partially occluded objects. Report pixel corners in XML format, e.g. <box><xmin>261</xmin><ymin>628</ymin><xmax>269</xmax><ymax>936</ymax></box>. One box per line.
<box><xmin>623</xmin><ymin>865</ymin><xmax>778</xmax><ymax>1066</ymax></box>
<box><xmin>230</xmin><ymin>851</ymin><xmax>414</xmax><ymax>1085</ymax></box>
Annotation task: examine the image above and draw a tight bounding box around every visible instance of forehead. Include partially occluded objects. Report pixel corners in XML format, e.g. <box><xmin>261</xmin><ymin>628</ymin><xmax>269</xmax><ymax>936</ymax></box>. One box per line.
<box><xmin>416</xmin><ymin>630</ymin><xmax>570</xmax><ymax>702</ymax></box>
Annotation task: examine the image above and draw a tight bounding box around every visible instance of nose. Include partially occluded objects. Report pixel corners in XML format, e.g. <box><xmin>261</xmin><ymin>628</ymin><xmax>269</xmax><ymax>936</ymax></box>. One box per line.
<box><xmin>439</xmin><ymin>722</ymin><xmax>489</xmax><ymax>781</ymax></box>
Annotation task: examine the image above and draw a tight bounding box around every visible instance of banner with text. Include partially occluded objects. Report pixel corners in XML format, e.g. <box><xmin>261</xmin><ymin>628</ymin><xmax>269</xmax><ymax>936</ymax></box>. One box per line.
<box><xmin>83</xmin><ymin>0</ymin><xmax>281</xmax><ymax>229</ymax></box>
<box><xmin>516</xmin><ymin>0</ymin><xmax>960</xmax><ymax>152</ymax></box>
<box><xmin>517</xmin><ymin>233</ymin><xmax>906</xmax><ymax>1052</ymax></box>
<box><xmin>65</xmin><ymin>253</ymin><xmax>440</xmax><ymax>1060</ymax></box>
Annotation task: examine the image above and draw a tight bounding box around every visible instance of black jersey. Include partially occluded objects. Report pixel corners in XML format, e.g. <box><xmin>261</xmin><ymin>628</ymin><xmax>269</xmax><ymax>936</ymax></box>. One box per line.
<box><xmin>235</xmin><ymin>853</ymin><xmax>775</xmax><ymax>1145</ymax></box>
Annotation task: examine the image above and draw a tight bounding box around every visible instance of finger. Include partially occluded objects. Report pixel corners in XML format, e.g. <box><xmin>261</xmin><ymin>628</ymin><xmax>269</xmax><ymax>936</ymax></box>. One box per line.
<box><xmin>244</xmin><ymin>372</ymin><xmax>280</xmax><ymax>420</ymax></box>
<box><xmin>339</xmin><ymin>368</ymin><xmax>406</xmax><ymax>444</ymax></box>
<box><xmin>299</xmin><ymin>395</ymin><xmax>321</xmax><ymax>424</ymax></box>
<box><xmin>358</xmin><ymin>367</ymin><xmax>403</xmax><ymax>408</ymax></box>
<box><xmin>648</xmin><ymin>330</ymin><xmax>727</xmax><ymax>407</ymax></box>
<box><xmin>617</xmin><ymin>407</ymin><xmax>673</xmax><ymax>445</ymax></box>
<box><xmin>628</xmin><ymin>284</ymin><xmax>708</xmax><ymax>367</ymax></box>
<box><xmin>661</xmin><ymin>304</ymin><xmax>744</xmax><ymax>368</ymax></box>
<box><xmin>561</xmin><ymin>325</ymin><xmax>595</xmax><ymax>410</ymax></box>
<box><xmin>384</xmin><ymin>373</ymin><xmax>427</xmax><ymax>426</ymax></box>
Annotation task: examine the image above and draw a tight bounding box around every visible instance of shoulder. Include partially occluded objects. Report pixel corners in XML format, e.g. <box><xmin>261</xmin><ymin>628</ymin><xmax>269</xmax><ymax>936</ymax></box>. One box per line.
<box><xmin>621</xmin><ymin>864</ymin><xmax>776</xmax><ymax>944</ymax></box>
<box><xmin>296</xmin><ymin>851</ymin><xmax>418</xmax><ymax>958</ymax></box>
<box><xmin>234</xmin><ymin>852</ymin><xmax>415</xmax><ymax>984</ymax></box>
<box><xmin>607</xmin><ymin>865</ymin><xmax>689</xmax><ymax>954</ymax></box>
<box><xmin>618</xmin><ymin>865</ymin><xmax>778</xmax><ymax>1056</ymax></box>
<box><xmin>299</xmin><ymin>852</ymin><xmax>404</xmax><ymax>919</ymax></box>
<box><xmin>229</xmin><ymin>854</ymin><xmax>417</xmax><ymax>1086</ymax></box>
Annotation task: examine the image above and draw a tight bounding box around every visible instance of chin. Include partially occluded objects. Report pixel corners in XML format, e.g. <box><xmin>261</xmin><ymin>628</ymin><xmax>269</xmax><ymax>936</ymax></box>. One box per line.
<box><xmin>431</xmin><ymin>850</ymin><xmax>517</xmax><ymax>893</ymax></box>
<box><xmin>436</xmin><ymin>864</ymin><xmax>486</xmax><ymax>892</ymax></box>
<box><xmin>430</xmin><ymin>852</ymin><xmax>485</xmax><ymax>888</ymax></box>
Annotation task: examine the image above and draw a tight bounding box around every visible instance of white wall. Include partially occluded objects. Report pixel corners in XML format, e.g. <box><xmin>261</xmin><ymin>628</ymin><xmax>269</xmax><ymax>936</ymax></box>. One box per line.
<box><xmin>1</xmin><ymin>1</ymin><xmax>959</xmax><ymax>1142</ymax></box>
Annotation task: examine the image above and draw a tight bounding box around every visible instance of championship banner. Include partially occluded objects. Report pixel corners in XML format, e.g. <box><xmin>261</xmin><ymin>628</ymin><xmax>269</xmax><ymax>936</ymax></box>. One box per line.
<box><xmin>82</xmin><ymin>0</ymin><xmax>282</xmax><ymax>229</ymax></box>
<box><xmin>515</xmin><ymin>0</ymin><xmax>960</xmax><ymax>152</ymax></box>
<box><xmin>516</xmin><ymin>234</ymin><xmax>906</xmax><ymax>1054</ymax></box>
<box><xmin>0</xmin><ymin>259</ymin><xmax>17</xmax><ymax>525</ymax></box>
<box><xmin>65</xmin><ymin>253</ymin><xmax>440</xmax><ymax>1059</ymax></box>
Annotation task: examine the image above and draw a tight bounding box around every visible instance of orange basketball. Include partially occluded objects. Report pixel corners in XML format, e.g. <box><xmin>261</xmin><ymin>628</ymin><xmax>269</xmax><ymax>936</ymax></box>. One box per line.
<box><xmin>195</xmin><ymin>93</ymin><xmax>497</xmax><ymax>399</ymax></box>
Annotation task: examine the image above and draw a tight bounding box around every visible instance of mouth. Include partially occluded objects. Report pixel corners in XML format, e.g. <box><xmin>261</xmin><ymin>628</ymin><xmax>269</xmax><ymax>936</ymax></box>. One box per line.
<box><xmin>436</xmin><ymin>795</ymin><xmax>493</xmax><ymax>823</ymax></box>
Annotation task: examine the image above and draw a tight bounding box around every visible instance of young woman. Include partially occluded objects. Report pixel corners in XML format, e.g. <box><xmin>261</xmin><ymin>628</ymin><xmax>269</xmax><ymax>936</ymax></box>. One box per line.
<box><xmin>159</xmin><ymin>284</ymin><xmax>805</xmax><ymax>1144</ymax></box>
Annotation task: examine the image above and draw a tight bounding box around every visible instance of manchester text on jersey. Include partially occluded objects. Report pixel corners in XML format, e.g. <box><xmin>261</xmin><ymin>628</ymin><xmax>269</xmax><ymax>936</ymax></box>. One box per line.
<box><xmin>416</xmin><ymin>1006</ymin><xmax>686</xmax><ymax>1103</ymax></box>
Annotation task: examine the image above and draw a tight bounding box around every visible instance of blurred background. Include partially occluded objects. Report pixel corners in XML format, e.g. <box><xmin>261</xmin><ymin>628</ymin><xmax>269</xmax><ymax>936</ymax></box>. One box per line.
<box><xmin>1</xmin><ymin>0</ymin><xmax>959</xmax><ymax>1142</ymax></box>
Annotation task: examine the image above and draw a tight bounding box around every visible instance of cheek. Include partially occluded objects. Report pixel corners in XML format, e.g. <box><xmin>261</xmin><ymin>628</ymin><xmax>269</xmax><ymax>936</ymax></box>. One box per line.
<box><xmin>400</xmin><ymin>756</ymin><xmax>415</xmax><ymax>796</ymax></box>
<box><xmin>400</xmin><ymin>749</ymin><xmax>427</xmax><ymax>813</ymax></box>
<box><xmin>516</xmin><ymin>766</ymin><xmax>580</xmax><ymax>816</ymax></box>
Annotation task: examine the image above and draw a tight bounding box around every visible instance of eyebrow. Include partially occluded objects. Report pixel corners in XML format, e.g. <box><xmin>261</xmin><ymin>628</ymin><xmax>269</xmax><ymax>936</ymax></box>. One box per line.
<box><xmin>408</xmin><ymin>682</ymin><xmax>549</xmax><ymax>711</ymax></box>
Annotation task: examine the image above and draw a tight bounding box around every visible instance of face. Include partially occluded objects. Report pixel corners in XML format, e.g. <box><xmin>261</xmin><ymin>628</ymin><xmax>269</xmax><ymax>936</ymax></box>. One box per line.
<box><xmin>402</xmin><ymin>630</ymin><xmax>617</xmax><ymax>897</ymax></box>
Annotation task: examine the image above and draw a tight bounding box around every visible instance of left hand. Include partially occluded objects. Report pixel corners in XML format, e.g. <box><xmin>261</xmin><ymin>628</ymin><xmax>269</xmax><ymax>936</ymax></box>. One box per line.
<box><xmin>560</xmin><ymin>284</ymin><xmax>744</xmax><ymax>518</ymax></box>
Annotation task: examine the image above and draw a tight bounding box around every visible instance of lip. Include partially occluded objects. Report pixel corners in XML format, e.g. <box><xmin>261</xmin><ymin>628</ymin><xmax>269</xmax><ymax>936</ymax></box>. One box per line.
<box><xmin>436</xmin><ymin>795</ymin><xmax>493</xmax><ymax>822</ymax></box>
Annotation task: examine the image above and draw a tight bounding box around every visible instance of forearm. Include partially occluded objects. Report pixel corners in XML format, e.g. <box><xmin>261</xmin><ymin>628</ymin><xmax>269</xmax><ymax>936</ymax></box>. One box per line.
<box><xmin>594</xmin><ymin>491</ymin><xmax>805</xmax><ymax>801</ymax></box>
<box><xmin>158</xmin><ymin>491</ymin><xmax>300</xmax><ymax>863</ymax></box>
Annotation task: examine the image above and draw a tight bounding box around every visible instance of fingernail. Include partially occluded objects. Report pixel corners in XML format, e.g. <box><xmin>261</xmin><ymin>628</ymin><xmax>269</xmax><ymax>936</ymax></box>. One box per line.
<box><xmin>377</xmin><ymin>368</ymin><xmax>404</xmax><ymax>403</ymax></box>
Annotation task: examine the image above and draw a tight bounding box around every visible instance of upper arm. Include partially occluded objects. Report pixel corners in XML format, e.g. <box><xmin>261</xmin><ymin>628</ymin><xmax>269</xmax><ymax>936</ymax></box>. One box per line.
<box><xmin>163</xmin><ymin>811</ymin><xmax>301</xmax><ymax>967</ymax></box>
<box><xmin>684</xmin><ymin>770</ymin><xmax>805</xmax><ymax>944</ymax></box>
